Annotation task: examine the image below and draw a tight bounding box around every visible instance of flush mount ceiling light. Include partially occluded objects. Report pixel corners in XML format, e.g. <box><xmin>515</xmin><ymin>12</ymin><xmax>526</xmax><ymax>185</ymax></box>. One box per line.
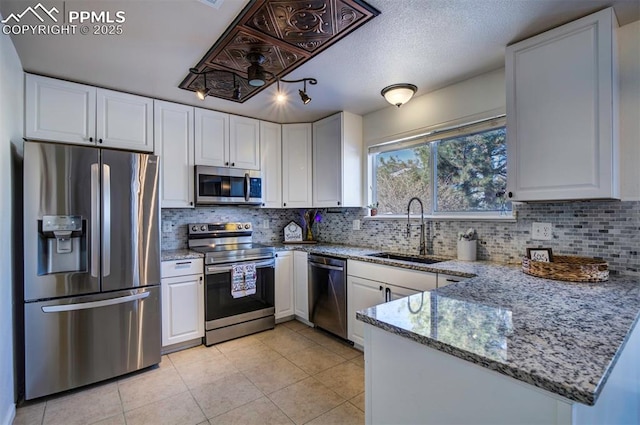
<box><xmin>381</xmin><ymin>83</ymin><xmax>418</xmax><ymax>107</ymax></box>
<box><xmin>190</xmin><ymin>62</ymin><xmax>317</xmax><ymax>105</ymax></box>
<box><xmin>179</xmin><ymin>0</ymin><xmax>380</xmax><ymax>102</ymax></box>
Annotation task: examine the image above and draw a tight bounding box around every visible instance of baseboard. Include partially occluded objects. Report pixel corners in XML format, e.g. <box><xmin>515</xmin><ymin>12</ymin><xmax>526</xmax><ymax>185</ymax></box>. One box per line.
<box><xmin>1</xmin><ymin>402</ymin><xmax>16</xmax><ymax>425</ymax></box>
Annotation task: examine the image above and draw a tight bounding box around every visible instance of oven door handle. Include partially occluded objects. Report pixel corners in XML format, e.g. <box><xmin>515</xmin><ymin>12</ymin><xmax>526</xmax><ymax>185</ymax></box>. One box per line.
<box><xmin>207</xmin><ymin>259</ymin><xmax>275</xmax><ymax>274</ymax></box>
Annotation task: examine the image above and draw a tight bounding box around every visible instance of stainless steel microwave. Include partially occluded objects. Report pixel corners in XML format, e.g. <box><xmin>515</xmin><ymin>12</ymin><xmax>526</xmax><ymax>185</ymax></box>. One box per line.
<box><xmin>195</xmin><ymin>166</ymin><xmax>262</xmax><ymax>206</ymax></box>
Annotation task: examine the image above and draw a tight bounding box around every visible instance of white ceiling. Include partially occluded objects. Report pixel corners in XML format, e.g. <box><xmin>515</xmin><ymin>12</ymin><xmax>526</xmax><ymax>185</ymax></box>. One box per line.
<box><xmin>2</xmin><ymin>0</ymin><xmax>639</xmax><ymax>123</ymax></box>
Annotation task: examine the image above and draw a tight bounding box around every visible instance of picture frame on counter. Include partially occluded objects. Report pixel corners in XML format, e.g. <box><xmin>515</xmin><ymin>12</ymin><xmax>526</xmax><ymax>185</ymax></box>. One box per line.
<box><xmin>527</xmin><ymin>248</ymin><xmax>553</xmax><ymax>262</ymax></box>
<box><xmin>283</xmin><ymin>221</ymin><xmax>303</xmax><ymax>242</ymax></box>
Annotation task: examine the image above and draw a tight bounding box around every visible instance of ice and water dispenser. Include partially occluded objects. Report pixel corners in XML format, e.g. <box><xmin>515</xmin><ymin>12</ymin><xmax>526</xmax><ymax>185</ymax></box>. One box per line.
<box><xmin>37</xmin><ymin>215</ymin><xmax>87</xmax><ymax>275</ymax></box>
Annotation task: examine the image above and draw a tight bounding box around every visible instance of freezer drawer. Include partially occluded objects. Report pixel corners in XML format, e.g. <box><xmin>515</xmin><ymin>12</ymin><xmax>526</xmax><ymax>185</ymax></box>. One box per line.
<box><xmin>24</xmin><ymin>286</ymin><xmax>161</xmax><ymax>400</ymax></box>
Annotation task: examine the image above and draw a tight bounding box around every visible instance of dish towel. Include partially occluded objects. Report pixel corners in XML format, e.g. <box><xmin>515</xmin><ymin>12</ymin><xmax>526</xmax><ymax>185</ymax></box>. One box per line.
<box><xmin>231</xmin><ymin>264</ymin><xmax>257</xmax><ymax>298</ymax></box>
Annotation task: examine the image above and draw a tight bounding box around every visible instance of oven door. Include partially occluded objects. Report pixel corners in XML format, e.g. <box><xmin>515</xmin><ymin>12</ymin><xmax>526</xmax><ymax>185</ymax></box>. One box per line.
<box><xmin>205</xmin><ymin>259</ymin><xmax>275</xmax><ymax>327</ymax></box>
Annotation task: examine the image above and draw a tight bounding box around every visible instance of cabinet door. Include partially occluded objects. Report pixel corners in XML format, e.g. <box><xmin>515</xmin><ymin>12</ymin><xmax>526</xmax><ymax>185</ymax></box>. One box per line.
<box><xmin>275</xmin><ymin>251</ymin><xmax>294</xmax><ymax>319</ymax></box>
<box><xmin>347</xmin><ymin>275</ymin><xmax>384</xmax><ymax>347</ymax></box>
<box><xmin>260</xmin><ymin>121</ymin><xmax>282</xmax><ymax>208</ymax></box>
<box><xmin>154</xmin><ymin>100</ymin><xmax>194</xmax><ymax>208</ymax></box>
<box><xmin>25</xmin><ymin>74</ymin><xmax>96</xmax><ymax>145</ymax></box>
<box><xmin>229</xmin><ymin>115</ymin><xmax>260</xmax><ymax>170</ymax></box>
<box><xmin>161</xmin><ymin>273</ymin><xmax>204</xmax><ymax>347</ymax></box>
<box><xmin>313</xmin><ymin>113</ymin><xmax>342</xmax><ymax>207</ymax></box>
<box><xmin>96</xmin><ymin>88</ymin><xmax>154</xmax><ymax>152</ymax></box>
<box><xmin>194</xmin><ymin>108</ymin><xmax>229</xmax><ymax>167</ymax></box>
<box><xmin>506</xmin><ymin>8</ymin><xmax>618</xmax><ymax>201</ymax></box>
<box><xmin>293</xmin><ymin>251</ymin><xmax>309</xmax><ymax>320</ymax></box>
<box><xmin>282</xmin><ymin>124</ymin><xmax>313</xmax><ymax>208</ymax></box>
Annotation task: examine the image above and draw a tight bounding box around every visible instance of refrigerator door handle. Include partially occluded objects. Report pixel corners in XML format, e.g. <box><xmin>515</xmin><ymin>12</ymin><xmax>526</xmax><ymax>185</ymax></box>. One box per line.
<box><xmin>91</xmin><ymin>163</ymin><xmax>100</xmax><ymax>277</ymax></box>
<box><xmin>41</xmin><ymin>291</ymin><xmax>150</xmax><ymax>313</ymax></box>
<box><xmin>102</xmin><ymin>163</ymin><xmax>111</xmax><ymax>277</ymax></box>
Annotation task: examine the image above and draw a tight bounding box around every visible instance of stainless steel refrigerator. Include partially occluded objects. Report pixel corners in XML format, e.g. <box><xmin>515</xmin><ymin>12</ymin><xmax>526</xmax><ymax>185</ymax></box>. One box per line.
<box><xmin>23</xmin><ymin>141</ymin><xmax>161</xmax><ymax>400</ymax></box>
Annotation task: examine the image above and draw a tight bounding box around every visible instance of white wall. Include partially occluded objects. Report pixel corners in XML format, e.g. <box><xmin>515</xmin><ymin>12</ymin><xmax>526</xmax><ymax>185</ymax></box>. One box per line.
<box><xmin>363</xmin><ymin>21</ymin><xmax>640</xmax><ymax>200</ymax></box>
<box><xmin>0</xmin><ymin>16</ymin><xmax>23</xmax><ymax>425</ymax></box>
<box><xmin>363</xmin><ymin>68</ymin><xmax>505</xmax><ymax>147</ymax></box>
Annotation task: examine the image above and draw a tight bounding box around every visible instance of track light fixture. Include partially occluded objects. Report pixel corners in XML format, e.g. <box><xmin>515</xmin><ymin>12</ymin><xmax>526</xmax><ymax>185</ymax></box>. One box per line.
<box><xmin>189</xmin><ymin>53</ymin><xmax>317</xmax><ymax>105</ymax></box>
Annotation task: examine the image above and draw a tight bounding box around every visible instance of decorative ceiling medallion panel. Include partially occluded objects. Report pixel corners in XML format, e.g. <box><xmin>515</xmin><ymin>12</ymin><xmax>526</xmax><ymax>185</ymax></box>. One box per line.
<box><xmin>180</xmin><ymin>0</ymin><xmax>379</xmax><ymax>103</ymax></box>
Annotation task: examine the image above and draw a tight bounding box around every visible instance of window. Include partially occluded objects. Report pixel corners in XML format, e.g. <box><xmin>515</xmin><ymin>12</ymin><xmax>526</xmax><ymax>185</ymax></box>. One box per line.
<box><xmin>370</xmin><ymin>119</ymin><xmax>510</xmax><ymax>216</ymax></box>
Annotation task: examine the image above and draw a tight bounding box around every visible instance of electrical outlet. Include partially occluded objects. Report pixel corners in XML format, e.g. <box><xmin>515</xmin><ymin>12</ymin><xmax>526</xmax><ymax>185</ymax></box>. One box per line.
<box><xmin>161</xmin><ymin>220</ymin><xmax>173</xmax><ymax>233</ymax></box>
<box><xmin>532</xmin><ymin>222</ymin><xmax>552</xmax><ymax>240</ymax></box>
<box><xmin>352</xmin><ymin>219</ymin><xmax>361</xmax><ymax>231</ymax></box>
<box><xmin>262</xmin><ymin>219</ymin><xmax>270</xmax><ymax>229</ymax></box>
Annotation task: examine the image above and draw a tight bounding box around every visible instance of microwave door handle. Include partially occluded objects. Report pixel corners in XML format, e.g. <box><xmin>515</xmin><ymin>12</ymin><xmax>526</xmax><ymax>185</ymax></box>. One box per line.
<box><xmin>244</xmin><ymin>173</ymin><xmax>250</xmax><ymax>202</ymax></box>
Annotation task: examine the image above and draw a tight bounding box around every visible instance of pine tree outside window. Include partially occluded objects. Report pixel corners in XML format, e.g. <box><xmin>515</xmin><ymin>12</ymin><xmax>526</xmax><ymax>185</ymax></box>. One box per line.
<box><xmin>370</xmin><ymin>118</ymin><xmax>511</xmax><ymax>216</ymax></box>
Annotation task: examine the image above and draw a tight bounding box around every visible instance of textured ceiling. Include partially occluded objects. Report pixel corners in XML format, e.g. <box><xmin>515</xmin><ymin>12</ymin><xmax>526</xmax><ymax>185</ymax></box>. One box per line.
<box><xmin>181</xmin><ymin>0</ymin><xmax>380</xmax><ymax>102</ymax></box>
<box><xmin>2</xmin><ymin>0</ymin><xmax>639</xmax><ymax>123</ymax></box>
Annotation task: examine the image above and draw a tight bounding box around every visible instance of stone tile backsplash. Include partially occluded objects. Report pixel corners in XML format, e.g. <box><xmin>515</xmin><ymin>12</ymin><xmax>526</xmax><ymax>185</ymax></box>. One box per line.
<box><xmin>161</xmin><ymin>200</ymin><xmax>639</xmax><ymax>276</ymax></box>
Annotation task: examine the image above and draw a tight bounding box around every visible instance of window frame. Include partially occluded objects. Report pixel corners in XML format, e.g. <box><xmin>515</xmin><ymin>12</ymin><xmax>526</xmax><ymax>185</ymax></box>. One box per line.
<box><xmin>368</xmin><ymin>115</ymin><xmax>511</xmax><ymax>219</ymax></box>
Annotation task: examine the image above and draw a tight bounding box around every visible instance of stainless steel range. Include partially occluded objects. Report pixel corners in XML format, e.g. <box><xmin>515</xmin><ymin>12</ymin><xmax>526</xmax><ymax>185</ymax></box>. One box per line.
<box><xmin>188</xmin><ymin>222</ymin><xmax>275</xmax><ymax>346</ymax></box>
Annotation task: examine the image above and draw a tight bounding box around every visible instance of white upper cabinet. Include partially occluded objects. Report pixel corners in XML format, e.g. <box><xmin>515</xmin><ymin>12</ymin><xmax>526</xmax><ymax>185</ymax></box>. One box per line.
<box><xmin>312</xmin><ymin>112</ymin><xmax>363</xmax><ymax>207</ymax></box>
<box><xmin>194</xmin><ymin>108</ymin><xmax>229</xmax><ymax>167</ymax></box>
<box><xmin>506</xmin><ymin>8</ymin><xmax>619</xmax><ymax>201</ymax></box>
<box><xmin>229</xmin><ymin>115</ymin><xmax>260</xmax><ymax>170</ymax></box>
<box><xmin>282</xmin><ymin>123</ymin><xmax>313</xmax><ymax>208</ymax></box>
<box><xmin>154</xmin><ymin>100</ymin><xmax>194</xmax><ymax>208</ymax></box>
<box><xmin>26</xmin><ymin>74</ymin><xmax>153</xmax><ymax>152</ymax></box>
<box><xmin>260</xmin><ymin>121</ymin><xmax>282</xmax><ymax>208</ymax></box>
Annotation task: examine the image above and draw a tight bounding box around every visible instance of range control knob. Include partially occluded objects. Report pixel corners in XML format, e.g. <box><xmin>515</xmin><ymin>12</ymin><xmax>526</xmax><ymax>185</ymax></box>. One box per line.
<box><xmin>244</xmin><ymin>223</ymin><xmax>251</xmax><ymax>229</ymax></box>
<box><xmin>191</xmin><ymin>225</ymin><xmax>198</xmax><ymax>232</ymax></box>
<box><xmin>237</xmin><ymin>224</ymin><xmax>242</xmax><ymax>230</ymax></box>
<box><xmin>200</xmin><ymin>225</ymin><xmax>206</xmax><ymax>231</ymax></box>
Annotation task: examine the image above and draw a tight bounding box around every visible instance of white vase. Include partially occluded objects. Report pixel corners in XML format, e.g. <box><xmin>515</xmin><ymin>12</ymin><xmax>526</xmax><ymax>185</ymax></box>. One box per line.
<box><xmin>457</xmin><ymin>240</ymin><xmax>477</xmax><ymax>261</ymax></box>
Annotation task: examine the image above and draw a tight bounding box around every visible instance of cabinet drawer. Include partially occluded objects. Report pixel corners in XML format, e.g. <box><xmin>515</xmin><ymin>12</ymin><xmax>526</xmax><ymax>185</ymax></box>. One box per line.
<box><xmin>161</xmin><ymin>259</ymin><xmax>203</xmax><ymax>278</ymax></box>
<box><xmin>347</xmin><ymin>260</ymin><xmax>437</xmax><ymax>292</ymax></box>
<box><xmin>437</xmin><ymin>273</ymin><xmax>469</xmax><ymax>288</ymax></box>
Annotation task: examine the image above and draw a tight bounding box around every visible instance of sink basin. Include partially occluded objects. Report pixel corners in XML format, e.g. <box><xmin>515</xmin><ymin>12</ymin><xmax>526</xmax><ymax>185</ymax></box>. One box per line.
<box><xmin>366</xmin><ymin>252</ymin><xmax>442</xmax><ymax>265</ymax></box>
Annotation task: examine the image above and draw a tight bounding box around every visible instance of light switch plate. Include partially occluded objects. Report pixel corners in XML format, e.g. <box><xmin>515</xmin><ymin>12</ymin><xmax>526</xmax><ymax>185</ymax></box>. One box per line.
<box><xmin>532</xmin><ymin>222</ymin><xmax>552</xmax><ymax>240</ymax></box>
<box><xmin>262</xmin><ymin>219</ymin><xmax>270</xmax><ymax>229</ymax></box>
<box><xmin>352</xmin><ymin>219</ymin><xmax>361</xmax><ymax>231</ymax></box>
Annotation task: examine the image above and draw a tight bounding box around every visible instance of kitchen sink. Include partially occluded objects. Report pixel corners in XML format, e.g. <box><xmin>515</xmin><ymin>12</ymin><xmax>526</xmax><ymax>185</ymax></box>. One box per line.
<box><xmin>366</xmin><ymin>252</ymin><xmax>443</xmax><ymax>265</ymax></box>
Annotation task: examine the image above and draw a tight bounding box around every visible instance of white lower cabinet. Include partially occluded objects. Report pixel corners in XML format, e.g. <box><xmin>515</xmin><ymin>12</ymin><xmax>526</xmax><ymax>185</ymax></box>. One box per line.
<box><xmin>275</xmin><ymin>251</ymin><xmax>294</xmax><ymax>320</ymax></box>
<box><xmin>347</xmin><ymin>275</ymin><xmax>385</xmax><ymax>347</ymax></box>
<box><xmin>347</xmin><ymin>260</ymin><xmax>439</xmax><ymax>347</ymax></box>
<box><xmin>293</xmin><ymin>251</ymin><xmax>309</xmax><ymax>321</ymax></box>
<box><xmin>161</xmin><ymin>259</ymin><xmax>204</xmax><ymax>347</ymax></box>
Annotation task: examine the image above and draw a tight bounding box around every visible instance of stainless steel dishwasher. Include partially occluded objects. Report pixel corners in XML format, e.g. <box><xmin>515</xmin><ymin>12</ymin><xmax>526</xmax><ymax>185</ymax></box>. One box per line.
<box><xmin>308</xmin><ymin>254</ymin><xmax>347</xmax><ymax>339</ymax></box>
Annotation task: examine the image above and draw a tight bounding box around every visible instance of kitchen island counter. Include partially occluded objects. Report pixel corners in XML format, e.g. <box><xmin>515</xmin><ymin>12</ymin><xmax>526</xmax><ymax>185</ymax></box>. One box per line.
<box><xmin>356</xmin><ymin>258</ymin><xmax>640</xmax><ymax>424</ymax></box>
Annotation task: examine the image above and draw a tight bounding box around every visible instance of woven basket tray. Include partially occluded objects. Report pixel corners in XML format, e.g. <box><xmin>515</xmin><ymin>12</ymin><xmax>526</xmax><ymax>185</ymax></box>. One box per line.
<box><xmin>522</xmin><ymin>255</ymin><xmax>609</xmax><ymax>282</ymax></box>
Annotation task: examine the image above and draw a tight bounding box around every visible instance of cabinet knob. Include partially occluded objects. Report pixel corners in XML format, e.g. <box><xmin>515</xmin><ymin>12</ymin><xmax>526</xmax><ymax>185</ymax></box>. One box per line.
<box><xmin>275</xmin><ymin>253</ymin><xmax>278</xmax><ymax>258</ymax></box>
<box><xmin>231</xmin><ymin>162</ymin><xmax>235</xmax><ymax>167</ymax></box>
<box><xmin>225</xmin><ymin>162</ymin><xmax>229</xmax><ymax>166</ymax></box>
<box><xmin>190</xmin><ymin>201</ymin><xmax>193</xmax><ymax>206</ymax></box>
<box><xmin>89</xmin><ymin>137</ymin><xmax>93</xmax><ymax>142</ymax></box>
<box><xmin>262</xmin><ymin>203</ymin><xmax>265</xmax><ymax>206</ymax></box>
<box><xmin>98</xmin><ymin>138</ymin><xmax>103</xmax><ymax>144</ymax></box>
<box><xmin>508</xmin><ymin>192</ymin><xmax>513</xmax><ymax>198</ymax></box>
<box><xmin>283</xmin><ymin>203</ymin><xmax>287</xmax><ymax>207</ymax></box>
<box><xmin>337</xmin><ymin>201</ymin><xmax>341</xmax><ymax>206</ymax></box>
<box><xmin>379</xmin><ymin>285</ymin><xmax>383</xmax><ymax>291</ymax></box>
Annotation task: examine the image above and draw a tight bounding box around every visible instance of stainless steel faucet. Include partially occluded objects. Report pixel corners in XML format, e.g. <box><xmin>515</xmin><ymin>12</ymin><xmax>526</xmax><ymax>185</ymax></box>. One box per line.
<box><xmin>406</xmin><ymin>197</ymin><xmax>427</xmax><ymax>255</ymax></box>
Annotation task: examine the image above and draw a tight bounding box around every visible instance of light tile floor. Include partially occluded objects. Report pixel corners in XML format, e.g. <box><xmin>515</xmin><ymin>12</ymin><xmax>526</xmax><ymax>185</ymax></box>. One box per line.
<box><xmin>14</xmin><ymin>320</ymin><xmax>365</xmax><ymax>425</ymax></box>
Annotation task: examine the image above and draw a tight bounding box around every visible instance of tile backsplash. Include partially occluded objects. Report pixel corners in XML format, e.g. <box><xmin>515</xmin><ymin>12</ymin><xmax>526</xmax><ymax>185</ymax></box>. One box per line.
<box><xmin>162</xmin><ymin>200</ymin><xmax>639</xmax><ymax>277</ymax></box>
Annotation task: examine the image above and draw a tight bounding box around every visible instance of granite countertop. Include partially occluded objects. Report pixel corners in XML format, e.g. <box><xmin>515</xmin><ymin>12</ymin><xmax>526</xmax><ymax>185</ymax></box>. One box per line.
<box><xmin>357</xmin><ymin>261</ymin><xmax>640</xmax><ymax>406</ymax></box>
<box><xmin>161</xmin><ymin>249</ymin><xmax>204</xmax><ymax>261</ymax></box>
<box><xmin>161</xmin><ymin>242</ymin><xmax>640</xmax><ymax>405</ymax></box>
